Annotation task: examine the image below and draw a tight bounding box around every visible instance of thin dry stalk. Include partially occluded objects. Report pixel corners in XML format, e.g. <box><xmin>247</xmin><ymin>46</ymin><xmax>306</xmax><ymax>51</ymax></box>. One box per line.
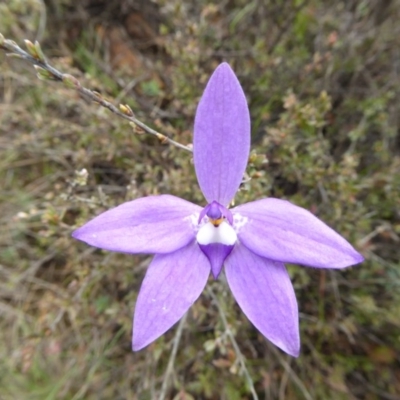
<box><xmin>0</xmin><ymin>34</ymin><xmax>192</xmax><ymax>153</ymax></box>
<box><xmin>158</xmin><ymin>313</ymin><xmax>188</xmax><ymax>400</ymax></box>
<box><xmin>207</xmin><ymin>286</ymin><xmax>259</xmax><ymax>400</ymax></box>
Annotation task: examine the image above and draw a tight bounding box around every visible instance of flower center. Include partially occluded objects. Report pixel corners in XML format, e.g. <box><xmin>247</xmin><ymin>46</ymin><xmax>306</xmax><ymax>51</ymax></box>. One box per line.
<box><xmin>196</xmin><ymin>201</ymin><xmax>236</xmax><ymax>278</ymax></box>
<box><xmin>205</xmin><ymin>201</ymin><xmax>224</xmax><ymax>226</ymax></box>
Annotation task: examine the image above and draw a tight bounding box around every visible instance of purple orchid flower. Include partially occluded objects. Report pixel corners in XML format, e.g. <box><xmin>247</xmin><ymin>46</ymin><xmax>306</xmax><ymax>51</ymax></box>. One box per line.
<box><xmin>72</xmin><ymin>63</ymin><xmax>363</xmax><ymax>357</ymax></box>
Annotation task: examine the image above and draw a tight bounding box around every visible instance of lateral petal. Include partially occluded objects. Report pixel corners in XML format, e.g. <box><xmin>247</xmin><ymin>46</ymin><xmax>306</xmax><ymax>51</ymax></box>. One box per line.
<box><xmin>193</xmin><ymin>63</ymin><xmax>251</xmax><ymax>206</ymax></box>
<box><xmin>72</xmin><ymin>195</ymin><xmax>200</xmax><ymax>254</ymax></box>
<box><xmin>132</xmin><ymin>242</ymin><xmax>210</xmax><ymax>350</ymax></box>
<box><xmin>225</xmin><ymin>244</ymin><xmax>300</xmax><ymax>357</ymax></box>
<box><xmin>234</xmin><ymin>198</ymin><xmax>364</xmax><ymax>269</ymax></box>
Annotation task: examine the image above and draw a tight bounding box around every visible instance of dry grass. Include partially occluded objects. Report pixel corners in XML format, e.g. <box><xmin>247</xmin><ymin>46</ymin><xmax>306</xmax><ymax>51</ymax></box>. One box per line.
<box><xmin>1</xmin><ymin>0</ymin><xmax>399</xmax><ymax>399</ymax></box>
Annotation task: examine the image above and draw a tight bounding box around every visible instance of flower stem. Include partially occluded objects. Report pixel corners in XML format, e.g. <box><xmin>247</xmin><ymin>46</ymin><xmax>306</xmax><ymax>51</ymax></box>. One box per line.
<box><xmin>207</xmin><ymin>286</ymin><xmax>259</xmax><ymax>400</ymax></box>
<box><xmin>158</xmin><ymin>312</ymin><xmax>188</xmax><ymax>400</ymax></box>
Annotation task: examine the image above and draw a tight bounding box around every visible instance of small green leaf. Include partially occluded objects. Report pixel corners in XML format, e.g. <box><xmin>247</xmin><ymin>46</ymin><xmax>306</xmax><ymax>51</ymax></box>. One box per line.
<box><xmin>62</xmin><ymin>74</ymin><xmax>81</xmax><ymax>89</ymax></box>
<box><xmin>25</xmin><ymin>39</ymin><xmax>39</xmax><ymax>59</ymax></box>
<box><xmin>34</xmin><ymin>65</ymin><xmax>56</xmax><ymax>80</ymax></box>
<box><xmin>34</xmin><ymin>40</ymin><xmax>46</xmax><ymax>62</ymax></box>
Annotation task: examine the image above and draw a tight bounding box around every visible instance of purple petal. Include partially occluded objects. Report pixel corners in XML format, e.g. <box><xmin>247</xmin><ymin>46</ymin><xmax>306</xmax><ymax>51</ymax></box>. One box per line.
<box><xmin>132</xmin><ymin>241</ymin><xmax>210</xmax><ymax>350</ymax></box>
<box><xmin>193</xmin><ymin>63</ymin><xmax>250</xmax><ymax>206</ymax></box>
<box><xmin>234</xmin><ymin>198</ymin><xmax>364</xmax><ymax>269</ymax></box>
<box><xmin>198</xmin><ymin>243</ymin><xmax>234</xmax><ymax>279</ymax></box>
<box><xmin>225</xmin><ymin>244</ymin><xmax>299</xmax><ymax>357</ymax></box>
<box><xmin>72</xmin><ymin>195</ymin><xmax>200</xmax><ymax>254</ymax></box>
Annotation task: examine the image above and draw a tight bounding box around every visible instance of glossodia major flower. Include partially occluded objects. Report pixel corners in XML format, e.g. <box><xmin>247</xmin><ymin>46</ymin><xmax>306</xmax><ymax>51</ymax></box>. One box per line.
<box><xmin>72</xmin><ymin>63</ymin><xmax>363</xmax><ymax>357</ymax></box>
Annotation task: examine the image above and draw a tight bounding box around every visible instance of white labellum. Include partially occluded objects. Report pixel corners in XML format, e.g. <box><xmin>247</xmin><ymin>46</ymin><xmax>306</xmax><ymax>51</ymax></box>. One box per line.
<box><xmin>196</xmin><ymin>221</ymin><xmax>237</xmax><ymax>246</ymax></box>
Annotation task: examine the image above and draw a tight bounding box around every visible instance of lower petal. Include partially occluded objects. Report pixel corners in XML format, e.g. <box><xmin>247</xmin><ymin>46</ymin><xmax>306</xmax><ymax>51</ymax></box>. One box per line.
<box><xmin>133</xmin><ymin>241</ymin><xmax>210</xmax><ymax>350</ymax></box>
<box><xmin>199</xmin><ymin>243</ymin><xmax>233</xmax><ymax>279</ymax></box>
<box><xmin>225</xmin><ymin>243</ymin><xmax>300</xmax><ymax>357</ymax></box>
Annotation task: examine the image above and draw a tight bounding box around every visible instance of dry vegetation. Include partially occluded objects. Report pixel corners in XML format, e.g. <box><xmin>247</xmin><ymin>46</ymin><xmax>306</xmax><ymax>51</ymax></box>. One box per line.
<box><xmin>0</xmin><ymin>0</ymin><xmax>399</xmax><ymax>399</ymax></box>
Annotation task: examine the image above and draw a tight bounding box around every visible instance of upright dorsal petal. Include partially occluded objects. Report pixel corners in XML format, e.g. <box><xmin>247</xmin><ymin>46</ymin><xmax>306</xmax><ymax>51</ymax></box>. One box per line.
<box><xmin>193</xmin><ymin>63</ymin><xmax>251</xmax><ymax>206</ymax></box>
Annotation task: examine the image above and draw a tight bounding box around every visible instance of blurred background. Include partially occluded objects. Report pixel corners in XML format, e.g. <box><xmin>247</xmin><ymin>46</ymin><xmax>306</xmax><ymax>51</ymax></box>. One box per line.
<box><xmin>0</xmin><ymin>0</ymin><xmax>399</xmax><ymax>399</ymax></box>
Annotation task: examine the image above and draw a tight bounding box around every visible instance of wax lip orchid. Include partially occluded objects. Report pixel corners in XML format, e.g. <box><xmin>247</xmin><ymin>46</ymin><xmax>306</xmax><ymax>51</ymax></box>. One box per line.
<box><xmin>72</xmin><ymin>63</ymin><xmax>363</xmax><ymax>357</ymax></box>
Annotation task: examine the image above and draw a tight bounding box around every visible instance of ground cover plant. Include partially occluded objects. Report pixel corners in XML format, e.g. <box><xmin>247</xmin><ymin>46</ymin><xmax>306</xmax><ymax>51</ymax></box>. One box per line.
<box><xmin>0</xmin><ymin>0</ymin><xmax>399</xmax><ymax>399</ymax></box>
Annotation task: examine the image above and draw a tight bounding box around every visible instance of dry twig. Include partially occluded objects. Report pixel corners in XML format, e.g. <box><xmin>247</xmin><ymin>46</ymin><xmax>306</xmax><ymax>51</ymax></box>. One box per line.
<box><xmin>0</xmin><ymin>33</ymin><xmax>192</xmax><ymax>153</ymax></box>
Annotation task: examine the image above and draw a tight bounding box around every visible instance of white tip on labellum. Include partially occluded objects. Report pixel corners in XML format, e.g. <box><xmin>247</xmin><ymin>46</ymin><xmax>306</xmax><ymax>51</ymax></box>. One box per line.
<box><xmin>196</xmin><ymin>221</ymin><xmax>237</xmax><ymax>246</ymax></box>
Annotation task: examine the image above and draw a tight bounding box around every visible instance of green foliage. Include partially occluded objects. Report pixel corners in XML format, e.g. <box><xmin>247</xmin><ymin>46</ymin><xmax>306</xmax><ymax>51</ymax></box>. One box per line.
<box><xmin>1</xmin><ymin>0</ymin><xmax>400</xmax><ymax>399</ymax></box>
